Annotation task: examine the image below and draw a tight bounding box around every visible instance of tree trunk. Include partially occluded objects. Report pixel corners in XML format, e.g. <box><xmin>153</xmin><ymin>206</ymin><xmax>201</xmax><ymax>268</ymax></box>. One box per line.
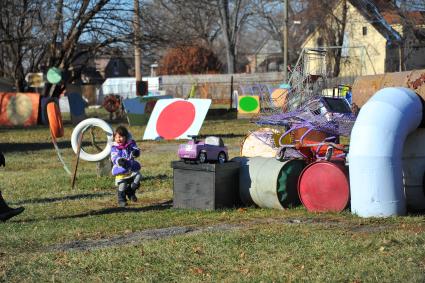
<box><xmin>217</xmin><ymin>0</ymin><xmax>236</xmax><ymax>74</ymax></box>
<box><xmin>332</xmin><ymin>0</ymin><xmax>348</xmax><ymax>77</ymax></box>
<box><xmin>226</xmin><ymin>44</ymin><xmax>236</xmax><ymax>73</ymax></box>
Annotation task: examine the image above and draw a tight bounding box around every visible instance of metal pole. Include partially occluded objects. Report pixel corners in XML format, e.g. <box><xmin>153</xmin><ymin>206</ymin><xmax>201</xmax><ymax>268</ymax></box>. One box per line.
<box><xmin>283</xmin><ymin>0</ymin><xmax>289</xmax><ymax>83</ymax></box>
<box><xmin>134</xmin><ymin>0</ymin><xmax>142</xmax><ymax>96</ymax></box>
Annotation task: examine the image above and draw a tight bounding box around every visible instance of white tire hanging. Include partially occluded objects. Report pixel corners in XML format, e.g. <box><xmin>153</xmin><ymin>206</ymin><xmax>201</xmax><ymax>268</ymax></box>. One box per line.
<box><xmin>71</xmin><ymin>118</ymin><xmax>113</xmax><ymax>162</ymax></box>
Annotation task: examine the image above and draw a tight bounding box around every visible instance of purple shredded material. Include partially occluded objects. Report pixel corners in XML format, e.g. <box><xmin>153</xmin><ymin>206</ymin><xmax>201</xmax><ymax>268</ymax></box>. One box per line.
<box><xmin>247</xmin><ymin>97</ymin><xmax>356</xmax><ymax>160</ymax></box>
<box><xmin>256</xmin><ymin>98</ymin><xmax>356</xmax><ymax>137</ymax></box>
<box><xmin>240</xmin><ymin>49</ymin><xmax>355</xmax><ymax>159</ymax></box>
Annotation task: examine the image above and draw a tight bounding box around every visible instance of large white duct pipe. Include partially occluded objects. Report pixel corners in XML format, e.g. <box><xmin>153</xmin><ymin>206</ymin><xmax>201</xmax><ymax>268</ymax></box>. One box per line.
<box><xmin>349</xmin><ymin>87</ymin><xmax>422</xmax><ymax>217</ymax></box>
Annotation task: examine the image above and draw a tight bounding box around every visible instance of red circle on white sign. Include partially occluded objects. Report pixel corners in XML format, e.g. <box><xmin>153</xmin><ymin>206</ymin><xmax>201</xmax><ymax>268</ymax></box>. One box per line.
<box><xmin>156</xmin><ymin>101</ymin><xmax>196</xmax><ymax>139</ymax></box>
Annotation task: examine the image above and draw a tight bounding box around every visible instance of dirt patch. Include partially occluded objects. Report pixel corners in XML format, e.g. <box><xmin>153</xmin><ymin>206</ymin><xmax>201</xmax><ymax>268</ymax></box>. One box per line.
<box><xmin>48</xmin><ymin>223</ymin><xmax>248</xmax><ymax>252</ymax></box>
<box><xmin>49</xmin><ymin>226</ymin><xmax>195</xmax><ymax>251</ymax></box>
<box><xmin>48</xmin><ymin>217</ymin><xmax>393</xmax><ymax>252</ymax></box>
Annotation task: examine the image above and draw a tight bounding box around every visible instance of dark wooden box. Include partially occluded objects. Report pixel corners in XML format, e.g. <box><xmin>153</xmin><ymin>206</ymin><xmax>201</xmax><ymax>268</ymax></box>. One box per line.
<box><xmin>171</xmin><ymin>161</ymin><xmax>240</xmax><ymax>210</ymax></box>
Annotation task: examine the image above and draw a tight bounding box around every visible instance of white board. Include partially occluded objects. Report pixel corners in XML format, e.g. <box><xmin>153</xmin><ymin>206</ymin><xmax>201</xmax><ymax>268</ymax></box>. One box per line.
<box><xmin>143</xmin><ymin>98</ymin><xmax>211</xmax><ymax>140</ymax></box>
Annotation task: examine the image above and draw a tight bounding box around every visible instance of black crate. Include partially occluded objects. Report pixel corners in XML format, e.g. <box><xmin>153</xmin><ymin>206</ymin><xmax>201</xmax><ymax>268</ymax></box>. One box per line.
<box><xmin>171</xmin><ymin>161</ymin><xmax>240</xmax><ymax>210</ymax></box>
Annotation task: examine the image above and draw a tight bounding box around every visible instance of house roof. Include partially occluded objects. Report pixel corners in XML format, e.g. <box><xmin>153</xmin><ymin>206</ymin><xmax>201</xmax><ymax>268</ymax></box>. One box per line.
<box><xmin>367</xmin><ymin>0</ymin><xmax>425</xmax><ymax>25</ymax></box>
<box><xmin>349</xmin><ymin>0</ymin><xmax>401</xmax><ymax>43</ymax></box>
<box><xmin>382</xmin><ymin>10</ymin><xmax>425</xmax><ymax>25</ymax></box>
<box><xmin>300</xmin><ymin>0</ymin><xmax>403</xmax><ymax>49</ymax></box>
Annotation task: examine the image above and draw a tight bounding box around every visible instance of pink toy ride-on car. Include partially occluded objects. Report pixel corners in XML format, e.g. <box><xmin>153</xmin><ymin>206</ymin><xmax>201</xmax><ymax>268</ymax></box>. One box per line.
<box><xmin>178</xmin><ymin>135</ymin><xmax>228</xmax><ymax>164</ymax></box>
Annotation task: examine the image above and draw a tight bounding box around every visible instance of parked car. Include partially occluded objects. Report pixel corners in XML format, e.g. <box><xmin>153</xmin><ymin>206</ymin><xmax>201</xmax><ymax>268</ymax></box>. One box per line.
<box><xmin>178</xmin><ymin>136</ymin><xmax>228</xmax><ymax>164</ymax></box>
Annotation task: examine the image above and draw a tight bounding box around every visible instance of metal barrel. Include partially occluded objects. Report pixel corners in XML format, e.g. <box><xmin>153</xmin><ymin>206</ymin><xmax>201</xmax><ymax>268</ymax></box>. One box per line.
<box><xmin>240</xmin><ymin>128</ymin><xmax>279</xmax><ymax>158</ymax></box>
<box><xmin>403</xmin><ymin>128</ymin><xmax>425</xmax><ymax>210</ymax></box>
<box><xmin>298</xmin><ymin>160</ymin><xmax>349</xmax><ymax>212</ymax></box>
<box><xmin>233</xmin><ymin>157</ymin><xmax>306</xmax><ymax>209</ymax></box>
<box><xmin>352</xmin><ymin>69</ymin><xmax>425</xmax><ymax>108</ymax></box>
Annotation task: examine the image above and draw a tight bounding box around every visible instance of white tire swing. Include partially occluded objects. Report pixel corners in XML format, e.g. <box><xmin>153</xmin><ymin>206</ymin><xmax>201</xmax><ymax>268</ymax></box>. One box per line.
<box><xmin>71</xmin><ymin>118</ymin><xmax>113</xmax><ymax>162</ymax></box>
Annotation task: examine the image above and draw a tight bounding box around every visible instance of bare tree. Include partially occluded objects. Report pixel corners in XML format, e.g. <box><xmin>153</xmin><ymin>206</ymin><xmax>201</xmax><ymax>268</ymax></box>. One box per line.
<box><xmin>141</xmin><ymin>0</ymin><xmax>253</xmax><ymax>74</ymax></box>
<box><xmin>0</xmin><ymin>0</ymin><xmax>46</xmax><ymax>91</ymax></box>
<box><xmin>391</xmin><ymin>0</ymin><xmax>425</xmax><ymax>70</ymax></box>
<box><xmin>135</xmin><ymin>0</ymin><xmax>225</xmax><ymax>74</ymax></box>
<box><xmin>42</xmin><ymin>0</ymin><xmax>134</xmax><ymax>97</ymax></box>
<box><xmin>215</xmin><ymin>0</ymin><xmax>253</xmax><ymax>73</ymax></box>
<box><xmin>141</xmin><ymin>0</ymin><xmax>219</xmax><ymax>51</ymax></box>
<box><xmin>276</xmin><ymin>0</ymin><xmax>346</xmax><ymax>77</ymax></box>
<box><xmin>251</xmin><ymin>0</ymin><xmax>301</xmax><ymax>66</ymax></box>
<box><xmin>0</xmin><ymin>0</ymin><xmax>134</xmax><ymax>96</ymax></box>
<box><xmin>165</xmin><ymin>0</ymin><xmax>219</xmax><ymax>46</ymax></box>
<box><xmin>325</xmin><ymin>0</ymin><xmax>348</xmax><ymax>77</ymax></box>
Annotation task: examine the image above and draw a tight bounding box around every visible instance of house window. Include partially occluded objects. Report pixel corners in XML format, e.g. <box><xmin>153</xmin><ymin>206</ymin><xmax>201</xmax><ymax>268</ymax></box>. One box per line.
<box><xmin>317</xmin><ymin>37</ymin><xmax>324</xmax><ymax>47</ymax></box>
<box><xmin>362</xmin><ymin>26</ymin><xmax>367</xmax><ymax>36</ymax></box>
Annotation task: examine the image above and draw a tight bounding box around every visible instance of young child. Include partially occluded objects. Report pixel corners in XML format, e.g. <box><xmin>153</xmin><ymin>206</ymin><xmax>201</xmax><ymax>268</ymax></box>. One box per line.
<box><xmin>110</xmin><ymin>126</ymin><xmax>142</xmax><ymax>207</ymax></box>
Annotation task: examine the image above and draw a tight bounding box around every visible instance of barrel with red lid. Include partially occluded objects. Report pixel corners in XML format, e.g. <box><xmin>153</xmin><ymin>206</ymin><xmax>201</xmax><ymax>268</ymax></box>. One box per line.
<box><xmin>298</xmin><ymin>160</ymin><xmax>349</xmax><ymax>212</ymax></box>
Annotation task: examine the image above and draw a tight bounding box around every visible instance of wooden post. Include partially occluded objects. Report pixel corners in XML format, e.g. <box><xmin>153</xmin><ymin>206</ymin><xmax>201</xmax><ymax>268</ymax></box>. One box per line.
<box><xmin>134</xmin><ymin>0</ymin><xmax>142</xmax><ymax>96</ymax></box>
<box><xmin>71</xmin><ymin>131</ymin><xmax>84</xmax><ymax>190</ymax></box>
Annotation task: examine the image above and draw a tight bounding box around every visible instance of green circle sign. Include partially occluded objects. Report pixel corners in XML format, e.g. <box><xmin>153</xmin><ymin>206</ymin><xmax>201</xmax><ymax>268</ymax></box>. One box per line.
<box><xmin>239</xmin><ymin>96</ymin><xmax>259</xmax><ymax>112</ymax></box>
<box><xmin>47</xmin><ymin>67</ymin><xmax>63</xmax><ymax>84</ymax></box>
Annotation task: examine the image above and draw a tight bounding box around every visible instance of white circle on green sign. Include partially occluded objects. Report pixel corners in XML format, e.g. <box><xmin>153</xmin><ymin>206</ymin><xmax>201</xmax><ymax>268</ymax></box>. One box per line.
<box><xmin>47</xmin><ymin>67</ymin><xmax>63</xmax><ymax>84</ymax></box>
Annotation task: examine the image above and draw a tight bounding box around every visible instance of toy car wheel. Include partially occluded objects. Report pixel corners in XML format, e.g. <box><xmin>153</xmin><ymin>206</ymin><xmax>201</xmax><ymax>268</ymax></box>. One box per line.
<box><xmin>217</xmin><ymin>152</ymin><xmax>227</xmax><ymax>164</ymax></box>
<box><xmin>198</xmin><ymin>152</ymin><xmax>207</xmax><ymax>163</ymax></box>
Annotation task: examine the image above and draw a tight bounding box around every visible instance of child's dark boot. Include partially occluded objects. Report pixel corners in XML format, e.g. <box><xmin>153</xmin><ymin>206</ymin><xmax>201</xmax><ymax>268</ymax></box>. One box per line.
<box><xmin>117</xmin><ymin>186</ymin><xmax>127</xmax><ymax>207</ymax></box>
<box><xmin>127</xmin><ymin>182</ymin><xmax>139</xmax><ymax>202</ymax></box>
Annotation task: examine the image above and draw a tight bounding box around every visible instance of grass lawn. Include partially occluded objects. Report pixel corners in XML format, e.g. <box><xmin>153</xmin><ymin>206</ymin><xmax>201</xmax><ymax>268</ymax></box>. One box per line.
<box><xmin>0</xmin><ymin>109</ymin><xmax>425</xmax><ymax>282</ymax></box>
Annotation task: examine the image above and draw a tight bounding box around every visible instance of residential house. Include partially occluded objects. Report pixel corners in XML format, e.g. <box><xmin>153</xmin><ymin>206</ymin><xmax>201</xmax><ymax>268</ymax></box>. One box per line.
<box><xmin>66</xmin><ymin>44</ymin><xmax>145</xmax><ymax>84</ymax></box>
<box><xmin>246</xmin><ymin>35</ymin><xmax>283</xmax><ymax>73</ymax></box>
<box><xmin>93</xmin><ymin>56</ymin><xmax>133</xmax><ymax>82</ymax></box>
<box><xmin>382</xmin><ymin>8</ymin><xmax>425</xmax><ymax>71</ymax></box>
<box><xmin>65</xmin><ymin>46</ymin><xmax>138</xmax><ymax>104</ymax></box>
<box><xmin>301</xmin><ymin>0</ymin><xmax>425</xmax><ymax>78</ymax></box>
<box><xmin>245</xmin><ymin>8</ymin><xmax>316</xmax><ymax>74</ymax></box>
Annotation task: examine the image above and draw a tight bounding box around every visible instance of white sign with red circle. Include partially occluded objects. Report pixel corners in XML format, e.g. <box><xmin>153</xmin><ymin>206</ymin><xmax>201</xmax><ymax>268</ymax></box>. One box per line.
<box><xmin>143</xmin><ymin>98</ymin><xmax>211</xmax><ymax>140</ymax></box>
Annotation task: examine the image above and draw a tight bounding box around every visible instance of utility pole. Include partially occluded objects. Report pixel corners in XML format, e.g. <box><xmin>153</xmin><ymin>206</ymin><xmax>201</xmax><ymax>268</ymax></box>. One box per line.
<box><xmin>283</xmin><ymin>0</ymin><xmax>289</xmax><ymax>83</ymax></box>
<box><xmin>134</xmin><ymin>0</ymin><xmax>143</xmax><ymax>96</ymax></box>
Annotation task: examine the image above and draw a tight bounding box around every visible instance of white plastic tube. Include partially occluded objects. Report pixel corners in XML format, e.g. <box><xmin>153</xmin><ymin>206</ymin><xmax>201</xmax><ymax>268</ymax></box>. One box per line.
<box><xmin>71</xmin><ymin>118</ymin><xmax>114</xmax><ymax>162</ymax></box>
<box><xmin>349</xmin><ymin>87</ymin><xmax>422</xmax><ymax>217</ymax></box>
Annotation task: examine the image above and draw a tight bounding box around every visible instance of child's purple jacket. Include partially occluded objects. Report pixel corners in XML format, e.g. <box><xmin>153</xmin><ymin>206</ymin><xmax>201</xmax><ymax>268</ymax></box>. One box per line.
<box><xmin>110</xmin><ymin>139</ymin><xmax>141</xmax><ymax>176</ymax></box>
